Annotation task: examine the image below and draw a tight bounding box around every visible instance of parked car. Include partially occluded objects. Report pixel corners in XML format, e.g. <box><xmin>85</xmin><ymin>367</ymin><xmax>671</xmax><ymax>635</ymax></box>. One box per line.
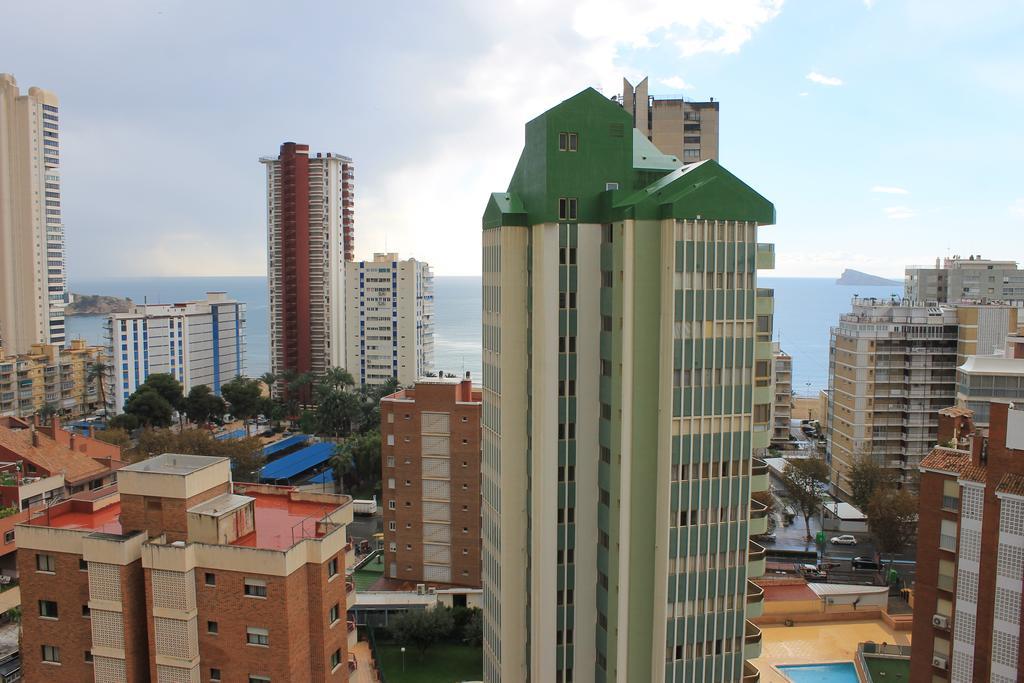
<box><xmin>830</xmin><ymin>534</ymin><xmax>857</xmax><ymax>545</ymax></box>
<box><xmin>852</xmin><ymin>557</ymin><xmax>882</xmax><ymax>571</ymax></box>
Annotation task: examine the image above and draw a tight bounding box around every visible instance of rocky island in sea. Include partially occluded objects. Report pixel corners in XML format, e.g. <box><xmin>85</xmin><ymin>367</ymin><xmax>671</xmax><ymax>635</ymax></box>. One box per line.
<box><xmin>835</xmin><ymin>269</ymin><xmax>902</xmax><ymax>287</ymax></box>
<box><xmin>65</xmin><ymin>293</ymin><xmax>133</xmax><ymax>316</ymax></box>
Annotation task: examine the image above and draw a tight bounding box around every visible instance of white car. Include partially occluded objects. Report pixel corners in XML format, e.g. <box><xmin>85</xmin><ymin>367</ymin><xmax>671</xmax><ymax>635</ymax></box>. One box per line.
<box><xmin>830</xmin><ymin>534</ymin><xmax>857</xmax><ymax>545</ymax></box>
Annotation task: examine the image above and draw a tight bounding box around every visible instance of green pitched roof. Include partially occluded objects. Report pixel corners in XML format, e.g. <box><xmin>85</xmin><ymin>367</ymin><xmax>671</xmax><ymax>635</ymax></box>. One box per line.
<box><xmin>483</xmin><ymin>88</ymin><xmax>775</xmax><ymax>228</ymax></box>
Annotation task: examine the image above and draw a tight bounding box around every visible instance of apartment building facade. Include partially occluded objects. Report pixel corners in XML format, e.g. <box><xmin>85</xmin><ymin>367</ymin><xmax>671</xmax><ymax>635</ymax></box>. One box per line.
<box><xmin>481</xmin><ymin>88</ymin><xmax>772</xmax><ymax>683</ymax></box>
<box><xmin>344</xmin><ymin>253</ymin><xmax>434</xmax><ymax>387</ymax></box>
<box><xmin>905</xmin><ymin>255</ymin><xmax>1024</xmax><ymax>303</ymax></box>
<box><xmin>957</xmin><ymin>334</ymin><xmax>1024</xmax><ymax>425</ymax></box>
<box><xmin>380</xmin><ymin>375</ymin><xmax>482</xmax><ymax>587</ymax></box>
<box><xmin>911</xmin><ymin>402</ymin><xmax>1024</xmax><ymax>683</ymax></box>
<box><xmin>0</xmin><ymin>340</ymin><xmax>104</xmax><ymax>419</ymax></box>
<box><xmin>108</xmin><ymin>293</ymin><xmax>246</xmax><ymax>413</ymax></box>
<box><xmin>617</xmin><ymin>76</ymin><xmax>720</xmax><ymax>164</ymax></box>
<box><xmin>0</xmin><ymin>74</ymin><xmax>67</xmax><ymax>354</ymax></box>
<box><xmin>826</xmin><ymin>300</ymin><xmax>1015</xmax><ymax>496</ymax></box>
<box><xmin>771</xmin><ymin>343</ymin><xmax>793</xmax><ymax>446</ymax></box>
<box><xmin>16</xmin><ymin>453</ymin><xmax>357</xmax><ymax>682</ymax></box>
<box><xmin>262</xmin><ymin>143</ymin><xmax>355</xmax><ymax>390</ymax></box>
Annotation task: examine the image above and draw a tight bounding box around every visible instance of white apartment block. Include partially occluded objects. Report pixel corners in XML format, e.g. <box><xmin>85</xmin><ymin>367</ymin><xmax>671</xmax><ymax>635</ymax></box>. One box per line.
<box><xmin>261</xmin><ymin>143</ymin><xmax>354</xmax><ymax>382</ymax></box>
<box><xmin>906</xmin><ymin>255</ymin><xmax>1024</xmax><ymax>304</ymax></box>
<box><xmin>108</xmin><ymin>293</ymin><xmax>246</xmax><ymax>413</ymax></box>
<box><xmin>0</xmin><ymin>74</ymin><xmax>67</xmax><ymax>354</ymax></box>
<box><xmin>771</xmin><ymin>342</ymin><xmax>793</xmax><ymax>445</ymax></box>
<box><xmin>344</xmin><ymin>253</ymin><xmax>434</xmax><ymax>387</ymax></box>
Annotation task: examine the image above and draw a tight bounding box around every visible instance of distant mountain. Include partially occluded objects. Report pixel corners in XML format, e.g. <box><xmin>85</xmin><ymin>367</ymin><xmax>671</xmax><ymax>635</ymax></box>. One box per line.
<box><xmin>835</xmin><ymin>269</ymin><xmax>902</xmax><ymax>287</ymax></box>
<box><xmin>66</xmin><ymin>294</ymin><xmax>133</xmax><ymax>316</ymax></box>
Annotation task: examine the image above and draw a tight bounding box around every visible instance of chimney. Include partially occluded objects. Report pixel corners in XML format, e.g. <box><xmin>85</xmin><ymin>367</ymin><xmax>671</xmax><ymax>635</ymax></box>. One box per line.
<box><xmin>32</xmin><ymin>414</ymin><xmax>39</xmax><ymax>428</ymax></box>
<box><xmin>51</xmin><ymin>414</ymin><xmax>60</xmax><ymax>436</ymax></box>
<box><xmin>461</xmin><ymin>371</ymin><xmax>472</xmax><ymax>402</ymax></box>
<box><xmin>88</xmin><ymin>425</ymin><xmax>96</xmax><ymax>439</ymax></box>
<box><xmin>31</xmin><ymin>429</ymin><xmax>40</xmax><ymax>448</ymax></box>
<box><xmin>971</xmin><ymin>429</ymin><xmax>988</xmax><ymax>466</ymax></box>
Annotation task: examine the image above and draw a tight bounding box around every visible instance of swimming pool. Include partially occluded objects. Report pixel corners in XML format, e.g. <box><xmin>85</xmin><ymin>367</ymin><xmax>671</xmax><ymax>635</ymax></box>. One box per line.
<box><xmin>778</xmin><ymin>662</ymin><xmax>859</xmax><ymax>682</ymax></box>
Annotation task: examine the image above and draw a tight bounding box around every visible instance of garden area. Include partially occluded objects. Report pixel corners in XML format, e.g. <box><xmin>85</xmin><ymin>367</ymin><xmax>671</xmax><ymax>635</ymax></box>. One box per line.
<box><xmin>372</xmin><ymin>606</ymin><xmax>483</xmax><ymax>683</ymax></box>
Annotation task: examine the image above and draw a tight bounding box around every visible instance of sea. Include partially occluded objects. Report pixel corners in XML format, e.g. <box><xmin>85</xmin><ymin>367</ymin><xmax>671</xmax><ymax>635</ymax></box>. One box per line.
<box><xmin>65</xmin><ymin>276</ymin><xmax>901</xmax><ymax>395</ymax></box>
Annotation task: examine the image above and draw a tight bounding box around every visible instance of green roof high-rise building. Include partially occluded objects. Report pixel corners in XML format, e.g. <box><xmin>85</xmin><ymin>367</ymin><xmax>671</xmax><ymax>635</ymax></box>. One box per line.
<box><xmin>481</xmin><ymin>88</ymin><xmax>775</xmax><ymax>683</ymax></box>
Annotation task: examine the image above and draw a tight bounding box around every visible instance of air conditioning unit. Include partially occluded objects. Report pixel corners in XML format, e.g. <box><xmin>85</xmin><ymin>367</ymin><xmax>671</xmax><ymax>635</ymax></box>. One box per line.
<box><xmin>427</xmin><ymin>587</ymin><xmax>437</xmax><ymax>595</ymax></box>
<box><xmin>932</xmin><ymin>655</ymin><xmax>948</xmax><ymax>670</ymax></box>
<box><xmin>932</xmin><ymin>614</ymin><xmax>950</xmax><ymax>630</ymax></box>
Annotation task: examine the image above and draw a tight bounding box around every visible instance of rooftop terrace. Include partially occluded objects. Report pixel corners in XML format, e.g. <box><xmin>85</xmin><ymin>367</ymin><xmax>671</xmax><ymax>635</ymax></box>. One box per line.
<box><xmin>231</xmin><ymin>490</ymin><xmax>344</xmax><ymax>550</ymax></box>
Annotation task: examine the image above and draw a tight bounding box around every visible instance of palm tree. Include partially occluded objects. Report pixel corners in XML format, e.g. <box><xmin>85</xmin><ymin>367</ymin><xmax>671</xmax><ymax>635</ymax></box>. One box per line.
<box><xmin>259</xmin><ymin>372</ymin><xmax>277</xmax><ymax>397</ymax></box>
<box><xmin>329</xmin><ymin>444</ymin><xmax>352</xmax><ymax>493</ymax></box>
<box><xmin>86</xmin><ymin>360</ymin><xmax>111</xmax><ymax>418</ymax></box>
<box><xmin>322</xmin><ymin>367</ymin><xmax>355</xmax><ymax>392</ymax></box>
<box><xmin>37</xmin><ymin>403</ymin><xmax>58</xmax><ymax>425</ymax></box>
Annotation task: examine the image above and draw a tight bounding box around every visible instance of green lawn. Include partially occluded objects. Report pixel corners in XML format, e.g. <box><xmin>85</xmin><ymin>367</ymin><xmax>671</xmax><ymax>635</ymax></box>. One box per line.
<box><xmin>353</xmin><ymin>554</ymin><xmax>385</xmax><ymax>591</ymax></box>
<box><xmin>377</xmin><ymin>643</ymin><xmax>482</xmax><ymax>682</ymax></box>
<box><xmin>864</xmin><ymin>655</ymin><xmax>911</xmax><ymax>682</ymax></box>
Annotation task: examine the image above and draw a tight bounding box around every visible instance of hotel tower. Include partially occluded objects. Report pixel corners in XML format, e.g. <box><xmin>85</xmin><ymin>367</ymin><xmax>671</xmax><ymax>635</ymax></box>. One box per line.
<box><xmin>261</xmin><ymin>143</ymin><xmax>354</xmax><ymax>389</ymax></box>
<box><xmin>481</xmin><ymin>88</ymin><xmax>775</xmax><ymax>682</ymax></box>
<box><xmin>0</xmin><ymin>74</ymin><xmax>67</xmax><ymax>354</ymax></box>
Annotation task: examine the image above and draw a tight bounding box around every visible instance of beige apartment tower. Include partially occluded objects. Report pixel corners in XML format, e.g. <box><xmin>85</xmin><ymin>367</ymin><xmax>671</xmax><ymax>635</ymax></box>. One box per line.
<box><xmin>906</xmin><ymin>255</ymin><xmax>1024</xmax><ymax>303</ymax></box>
<box><xmin>0</xmin><ymin>74</ymin><xmax>67</xmax><ymax>354</ymax></box>
<box><xmin>827</xmin><ymin>298</ymin><xmax>1017</xmax><ymax>496</ymax></box>
<box><xmin>618</xmin><ymin>76</ymin><xmax>720</xmax><ymax>164</ymax></box>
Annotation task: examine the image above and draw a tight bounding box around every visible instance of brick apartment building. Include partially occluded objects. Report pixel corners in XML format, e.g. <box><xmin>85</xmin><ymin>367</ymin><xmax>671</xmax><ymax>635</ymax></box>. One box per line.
<box><xmin>16</xmin><ymin>453</ymin><xmax>358</xmax><ymax>682</ymax></box>
<box><xmin>380</xmin><ymin>374</ymin><xmax>482</xmax><ymax>588</ymax></box>
<box><xmin>911</xmin><ymin>402</ymin><xmax>1024</xmax><ymax>682</ymax></box>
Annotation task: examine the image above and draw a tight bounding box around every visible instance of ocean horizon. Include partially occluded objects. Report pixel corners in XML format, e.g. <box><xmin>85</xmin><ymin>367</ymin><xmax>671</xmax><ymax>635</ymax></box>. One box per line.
<box><xmin>66</xmin><ymin>275</ymin><xmax>901</xmax><ymax>394</ymax></box>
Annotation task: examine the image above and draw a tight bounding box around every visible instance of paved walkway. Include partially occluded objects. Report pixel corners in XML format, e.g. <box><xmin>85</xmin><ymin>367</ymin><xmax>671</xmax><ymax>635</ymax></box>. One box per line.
<box><xmin>350</xmin><ymin>640</ymin><xmax>380</xmax><ymax>683</ymax></box>
<box><xmin>751</xmin><ymin>619</ymin><xmax>911</xmax><ymax>682</ymax></box>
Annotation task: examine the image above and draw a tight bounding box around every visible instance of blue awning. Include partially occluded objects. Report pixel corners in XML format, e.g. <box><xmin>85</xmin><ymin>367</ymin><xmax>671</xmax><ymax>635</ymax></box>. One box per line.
<box><xmin>307</xmin><ymin>469</ymin><xmax>334</xmax><ymax>484</ymax></box>
<box><xmin>262</xmin><ymin>433</ymin><xmax>310</xmax><ymax>457</ymax></box>
<box><xmin>259</xmin><ymin>441</ymin><xmax>335</xmax><ymax>482</ymax></box>
<box><xmin>215</xmin><ymin>428</ymin><xmax>246</xmax><ymax>441</ymax></box>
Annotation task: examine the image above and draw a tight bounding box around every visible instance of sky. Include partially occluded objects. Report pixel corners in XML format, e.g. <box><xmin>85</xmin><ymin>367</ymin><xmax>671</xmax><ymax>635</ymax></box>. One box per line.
<box><xmin>4</xmin><ymin>0</ymin><xmax>1023</xmax><ymax>280</ymax></box>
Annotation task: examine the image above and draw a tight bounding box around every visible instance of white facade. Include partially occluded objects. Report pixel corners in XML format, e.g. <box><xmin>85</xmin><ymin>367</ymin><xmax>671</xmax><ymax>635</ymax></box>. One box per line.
<box><xmin>0</xmin><ymin>74</ymin><xmax>66</xmax><ymax>354</ymax></box>
<box><xmin>108</xmin><ymin>293</ymin><xmax>246</xmax><ymax>413</ymax></box>
<box><xmin>344</xmin><ymin>253</ymin><xmax>434</xmax><ymax>387</ymax></box>
<box><xmin>906</xmin><ymin>255</ymin><xmax>1024</xmax><ymax>304</ymax></box>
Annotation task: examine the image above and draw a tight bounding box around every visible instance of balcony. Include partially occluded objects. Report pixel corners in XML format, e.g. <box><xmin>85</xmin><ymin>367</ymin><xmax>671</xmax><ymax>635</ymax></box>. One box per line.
<box><xmin>745</xmin><ymin>580</ymin><xmax>765</xmax><ymax>619</ymax></box>
<box><xmin>751</xmin><ymin>458</ymin><xmax>769</xmax><ymax>493</ymax></box>
<box><xmin>748</xmin><ymin>540</ymin><xmax>766</xmax><ymax>578</ymax></box>
<box><xmin>750</xmin><ymin>499</ymin><xmax>769</xmax><ymax>536</ymax></box>
<box><xmin>744</xmin><ymin>620</ymin><xmax>762</xmax><ymax>660</ymax></box>
<box><xmin>756</xmin><ymin>243</ymin><xmax>775</xmax><ymax>270</ymax></box>
<box><xmin>742</xmin><ymin>661</ymin><xmax>760</xmax><ymax>683</ymax></box>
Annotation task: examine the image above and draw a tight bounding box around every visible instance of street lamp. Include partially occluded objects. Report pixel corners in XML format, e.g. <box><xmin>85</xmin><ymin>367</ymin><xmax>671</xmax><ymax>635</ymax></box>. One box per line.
<box><xmin>401</xmin><ymin>646</ymin><xmax>406</xmax><ymax>672</ymax></box>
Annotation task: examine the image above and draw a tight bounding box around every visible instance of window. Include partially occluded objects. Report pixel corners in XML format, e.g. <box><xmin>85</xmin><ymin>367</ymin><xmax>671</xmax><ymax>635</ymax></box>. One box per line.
<box><xmin>210</xmin><ymin>669</ymin><xmax>222</xmax><ymax>682</ymax></box>
<box><xmin>82</xmin><ymin>605</ymin><xmax>91</xmax><ymax>618</ymax></box>
<box><xmin>3</xmin><ymin>530</ymin><xmax>13</xmax><ymax>544</ymax></box>
<box><xmin>388</xmin><ymin>521</ymin><xmax>397</xmax><ymax>531</ymax></box>
<box><xmin>36</xmin><ymin>553</ymin><xmax>56</xmax><ymax>573</ymax></box>
<box><xmin>246</xmin><ymin>627</ymin><xmax>270</xmax><ymax>646</ymax></box>
<box><xmin>208</xmin><ymin>620</ymin><xmax>219</xmax><ymax>634</ymax></box>
<box><xmin>244</xmin><ymin>578</ymin><xmax>267</xmax><ymax>598</ymax></box>
<box><xmin>328</xmin><ymin>557</ymin><xmax>339</xmax><ymax>578</ymax></box>
<box><xmin>329</xmin><ymin>603</ymin><xmax>340</xmax><ymax>624</ymax></box>
<box><xmin>249</xmin><ymin>676</ymin><xmax>271</xmax><ymax>683</ymax></box>
<box><xmin>558</xmin><ymin>197</ymin><xmax>578</xmax><ymax>221</ymax></box>
<box><xmin>939</xmin><ymin>520</ymin><xmax>957</xmax><ymax>552</ymax></box>
<box><xmin>388</xmin><ymin>500</ymin><xmax>396</xmax><ymax>510</ymax></box>
<box><xmin>85</xmin><ymin>650</ymin><xmax>93</xmax><ymax>663</ymax></box>
<box><xmin>41</xmin><ymin>644</ymin><xmax>60</xmax><ymax>663</ymax></box>
<box><xmin>331</xmin><ymin>648</ymin><xmax>342</xmax><ymax>669</ymax></box>
<box><xmin>205</xmin><ymin>572</ymin><xmax>216</xmax><ymax>586</ymax></box>
<box><xmin>558</xmin><ymin>132</ymin><xmax>579</xmax><ymax>152</ymax></box>
<box><xmin>79</xmin><ymin>558</ymin><xmax>88</xmax><ymax>571</ymax></box>
<box><xmin>39</xmin><ymin>600</ymin><xmax>58</xmax><ymax>619</ymax></box>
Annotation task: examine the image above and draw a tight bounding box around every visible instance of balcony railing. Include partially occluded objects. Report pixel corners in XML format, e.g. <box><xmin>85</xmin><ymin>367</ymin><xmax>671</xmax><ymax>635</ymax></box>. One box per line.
<box><xmin>742</xmin><ymin>661</ymin><xmax>760</xmax><ymax>683</ymax></box>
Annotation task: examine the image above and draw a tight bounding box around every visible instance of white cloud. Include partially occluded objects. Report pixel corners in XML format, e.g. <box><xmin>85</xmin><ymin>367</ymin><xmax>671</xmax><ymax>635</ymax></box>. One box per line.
<box><xmin>864</xmin><ymin>0</ymin><xmax>877</xmax><ymax>8</ymax></box>
<box><xmin>659</xmin><ymin>76</ymin><xmax>694</xmax><ymax>90</ymax></box>
<box><xmin>806</xmin><ymin>71</ymin><xmax>843</xmax><ymax>86</ymax></box>
<box><xmin>1011</xmin><ymin>198</ymin><xmax>1024</xmax><ymax>218</ymax></box>
<box><xmin>883</xmin><ymin>206</ymin><xmax>916</xmax><ymax>220</ymax></box>
<box><xmin>798</xmin><ymin>91</ymin><xmax>809</xmax><ymax>96</ymax></box>
<box><xmin>871</xmin><ymin>185</ymin><xmax>909</xmax><ymax>194</ymax></box>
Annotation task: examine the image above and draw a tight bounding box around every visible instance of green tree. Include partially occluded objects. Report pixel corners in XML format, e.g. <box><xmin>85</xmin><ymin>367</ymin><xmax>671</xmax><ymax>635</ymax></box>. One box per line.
<box><xmin>322</xmin><ymin>366</ymin><xmax>355</xmax><ymax>391</ymax></box>
<box><xmin>866</xmin><ymin>488</ymin><xmax>918</xmax><ymax>567</ymax></box>
<box><xmin>780</xmin><ymin>457</ymin><xmax>830</xmax><ymax>541</ymax></box>
<box><xmin>184</xmin><ymin>385</ymin><xmax>227</xmax><ymax>425</ymax></box>
<box><xmin>108</xmin><ymin>412</ymin><xmax>141</xmax><ymax>432</ymax></box>
<box><xmin>86</xmin><ymin>360</ymin><xmax>111</xmax><ymax>417</ymax></box>
<box><xmin>94</xmin><ymin>427</ymin><xmax>132</xmax><ymax>449</ymax></box>
<box><xmin>142</xmin><ymin>373</ymin><xmax>185</xmax><ymax>412</ymax></box>
<box><xmin>221</xmin><ymin>377</ymin><xmax>263</xmax><ymax>435</ymax></box>
<box><xmin>315</xmin><ymin>388</ymin><xmax>363</xmax><ymax>438</ymax></box>
<box><xmin>123</xmin><ymin>386</ymin><xmax>174</xmax><ymax>428</ymax></box>
<box><xmin>37</xmin><ymin>403</ymin><xmax>58</xmax><ymax>424</ymax></box>
<box><xmin>348</xmin><ymin>430</ymin><xmax>381</xmax><ymax>493</ymax></box>
<box><xmin>128</xmin><ymin>428</ymin><xmax>264</xmax><ymax>480</ymax></box>
<box><xmin>388</xmin><ymin>606</ymin><xmax>455</xmax><ymax>656</ymax></box>
<box><xmin>462</xmin><ymin>608</ymin><xmax>483</xmax><ymax>647</ymax></box>
<box><xmin>848</xmin><ymin>452</ymin><xmax>897</xmax><ymax>510</ymax></box>
<box><xmin>330</xmin><ymin>443</ymin><xmax>353</xmax><ymax>489</ymax></box>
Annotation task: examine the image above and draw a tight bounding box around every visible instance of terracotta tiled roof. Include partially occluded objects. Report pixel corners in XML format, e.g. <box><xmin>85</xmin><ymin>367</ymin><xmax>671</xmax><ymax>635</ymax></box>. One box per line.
<box><xmin>938</xmin><ymin>406</ymin><xmax>974</xmax><ymax>418</ymax></box>
<box><xmin>997</xmin><ymin>473</ymin><xmax>1024</xmax><ymax>498</ymax></box>
<box><xmin>920</xmin><ymin>447</ymin><xmax>971</xmax><ymax>474</ymax></box>
<box><xmin>959</xmin><ymin>463</ymin><xmax>987</xmax><ymax>484</ymax></box>
<box><xmin>0</xmin><ymin>426</ymin><xmax>108</xmax><ymax>485</ymax></box>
